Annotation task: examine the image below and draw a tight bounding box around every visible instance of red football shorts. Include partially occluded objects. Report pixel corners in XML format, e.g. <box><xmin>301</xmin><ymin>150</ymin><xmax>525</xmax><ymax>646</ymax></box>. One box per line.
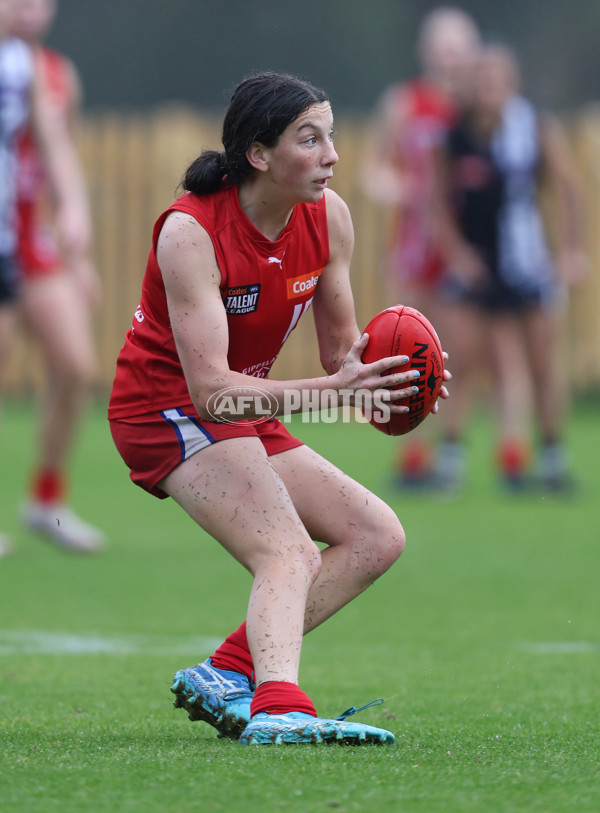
<box><xmin>109</xmin><ymin>406</ymin><xmax>304</xmax><ymax>499</ymax></box>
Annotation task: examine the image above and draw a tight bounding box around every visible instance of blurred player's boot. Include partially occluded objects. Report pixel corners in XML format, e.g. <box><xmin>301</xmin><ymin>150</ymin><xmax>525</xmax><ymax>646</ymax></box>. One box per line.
<box><xmin>21</xmin><ymin>501</ymin><xmax>105</xmax><ymax>553</ymax></box>
<box><xmin>396</xmin><ymin>439</ymin><xmax>432</xmax><ymax>489</ymax></box>
<box><xmin>497</xmin><ymin>439</ymin><xmax>530</xmax><ymax>492</ymax></box>
<box><xmin>433</xmin><ymin>440</ymin><xmax>466</xmax><ymax>494</ymax></box>
<box><xmin>171</xmin><ymin>658</ymin><xmax>254</xmax><ymax>739</ymax></box>
<box><xmin>239</xmin><ymin>711</ymin><xmax>395</xmax><ymax>745</ymax></box>
<box><xmin>537</xmin><ymin>442</ymin><xmax>576</xmax><ymax>494</ymax></box>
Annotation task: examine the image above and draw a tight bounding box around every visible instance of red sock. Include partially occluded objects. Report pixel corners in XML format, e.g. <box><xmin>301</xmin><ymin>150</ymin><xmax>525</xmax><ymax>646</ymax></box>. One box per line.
<box><xmin>397</xmin><ymin>440</ymin><xmax>430</xmax><ymax>478</ymax></box>
<box><xmin>250</xmin><ymin>681</ymin><xmax>317</xmax><ymax>717</ymax></box>
<box><xmin>497</xmin><ymin>440</ymin><xmax>530</xmax><ymax>478</ymax></box>
<box><xmin>31</xmin><ymin>468</ymin><xmax>65</xmax><ymax>505</ymax></box>
<box><xmin>211</xmin><ymin>622</ymin><xmax>254</xmax><ymax>680</ymax></box>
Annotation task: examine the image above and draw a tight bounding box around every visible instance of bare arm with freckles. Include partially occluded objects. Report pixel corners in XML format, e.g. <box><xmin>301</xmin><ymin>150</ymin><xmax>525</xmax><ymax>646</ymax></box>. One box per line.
<box><xmin>312</xmin><ymin>189</ymin><xmax>361</xmax><ymax>374</ymax></box>
<box><xmin>157</xmin><ymin>209</ymin><xmax>419</xmax><ymax>421</ymax></box>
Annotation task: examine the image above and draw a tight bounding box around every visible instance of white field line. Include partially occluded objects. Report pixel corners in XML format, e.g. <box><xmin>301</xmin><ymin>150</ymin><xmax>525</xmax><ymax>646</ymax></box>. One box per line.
<box><xmin>0</xmin><ymin>630</ymin><xmax>223</xmax><ymax>656</ymax></box>
<box><xmin>516</xmin><ymin>641</ymin><xmax>600</xmax><ymax>654</ymax></box>
<box><xmin>4</xmin><ymin>633</ymin><xmax>598</xmax><ymax>657</ymax></box>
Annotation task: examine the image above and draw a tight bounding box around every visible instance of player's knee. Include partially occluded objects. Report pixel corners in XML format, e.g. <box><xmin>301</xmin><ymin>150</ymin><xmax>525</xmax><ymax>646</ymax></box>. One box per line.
<box><xmin>368</xmin><ymin>506</ymin><xmax>406</xmax><ymax>572</ymax></box>
<box><xmin>58</xmin><ymin>353</ymin><xmax>98</xmax><ymax>391</ymax></box>
<box><xmin>298</xmin><ymin>538</ymin><xmax>322</xmax><ymax>585</ymax></box>
<box><xmin>389</xmin><ymin>519</ymin><xmax>406</xmax><ymax>562</ymax></box>
<box><xmin>259</xmin><ymin>536</ymin><xmax>321</xmax><ymax>585</ymax></box>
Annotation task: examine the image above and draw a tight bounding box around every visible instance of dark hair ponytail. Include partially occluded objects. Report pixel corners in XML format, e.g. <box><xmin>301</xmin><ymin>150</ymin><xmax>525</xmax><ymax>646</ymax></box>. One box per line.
<box><xmin>182</xmin><ymin>72</ymin><xmax>329</xmax><ymax>197</ymax></box>
<box><xmin>182</xmin><ymin>150</ymin><xmax>229</xmax><ymax>195</ymax></box>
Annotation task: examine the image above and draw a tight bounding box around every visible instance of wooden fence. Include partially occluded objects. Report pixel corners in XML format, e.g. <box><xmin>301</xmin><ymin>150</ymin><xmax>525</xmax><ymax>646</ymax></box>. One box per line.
<box><xmin>6</xmin><ymin>105</ymin><xmax>600</xmax><ymax>396</ymax></box>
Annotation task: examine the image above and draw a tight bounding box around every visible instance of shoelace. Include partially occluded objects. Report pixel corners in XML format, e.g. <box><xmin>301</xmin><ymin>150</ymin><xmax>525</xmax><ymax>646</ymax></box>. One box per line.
<box><xmin>335</xmin><ymin>697</ymin><xmax>385</xmax><ymax>721</ymax></box>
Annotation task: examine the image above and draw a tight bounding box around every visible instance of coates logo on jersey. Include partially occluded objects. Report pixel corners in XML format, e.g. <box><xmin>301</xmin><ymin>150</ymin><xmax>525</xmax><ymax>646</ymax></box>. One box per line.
<box><xmin>224</xmin><ymin>284</ymin><xmax>261</xmax><ymax>315</ymax></box>
<box><xmin>206</xmin><ymin>387</ymin><xmax>279</xmax><ymax>424</ymax></box>
<box><xmin>286</xmin><ymin>269</ymin><xmax>323</xmax><ymax>300</ymax></box>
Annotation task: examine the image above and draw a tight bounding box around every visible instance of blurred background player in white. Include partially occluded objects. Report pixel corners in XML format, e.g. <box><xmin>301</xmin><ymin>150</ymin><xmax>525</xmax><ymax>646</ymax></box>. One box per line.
<box><xmin>437</xmin><ymin>44</ymin><xmax>586</xmax><ymax>491</ymax></box>
<box><xmin>12</xmin><ymin>0</ymin><xmax>103</xmax><ymax>550</ymax></box>
<box><xmin>362</xmin><ymin>6</ymin><xmax>481</xmax><ymax>489</ymax></box>
<box><xmin>0</xmin><ymin>0</ymin><xmax>96</xmax><ymax>555</ymax></box>
<box><xmin>0</xmin><ymin>0</ymin><xmax>35</xmax><ymax>557</ymax></box>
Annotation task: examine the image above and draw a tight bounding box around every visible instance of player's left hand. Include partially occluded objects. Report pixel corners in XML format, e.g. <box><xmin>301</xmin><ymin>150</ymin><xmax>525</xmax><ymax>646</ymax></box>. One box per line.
<box><xmin>56</xmin><ymin>203</ymin><xmax>92</xmax><ymax>260</ymax></box>
<box><xmin>71</xmin><ymin>255</ymin><xmax>102</xmax><ymax>309</ymax></box>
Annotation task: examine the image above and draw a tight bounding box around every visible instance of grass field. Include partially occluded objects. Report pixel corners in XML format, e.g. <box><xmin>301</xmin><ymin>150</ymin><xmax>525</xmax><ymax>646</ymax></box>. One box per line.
<box><xmin>1</xmin><ymin>399</ymin><xmax>599</xmax><ymax>812</ymax></box>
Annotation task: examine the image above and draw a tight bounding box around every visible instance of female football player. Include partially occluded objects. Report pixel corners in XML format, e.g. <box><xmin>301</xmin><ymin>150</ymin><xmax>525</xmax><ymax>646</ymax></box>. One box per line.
<box><xmin>0</xmin><ymin>0</ymin><xmax>92</xmax><ymax>556</ymax></box>
<box><xmin>12</xmin><ymin>0</ymin><xmax>103</xmax><ymax>552</ymax></box>
<box><xmin>439</xmin><ymin>44</ymin><xmax>586</xmax><ymax>491</ymax></box>
<box><xmin>109</xmin><ymin>72</ymin><xmax>449</xmax><ymax>745</ymax></box>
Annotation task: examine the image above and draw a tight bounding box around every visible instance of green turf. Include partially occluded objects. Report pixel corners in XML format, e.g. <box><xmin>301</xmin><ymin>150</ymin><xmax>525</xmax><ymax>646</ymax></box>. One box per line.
<box><xmin>1</xmin><ymin>400</ymin><xmax>599</xmax><ymax>812</ymax></box>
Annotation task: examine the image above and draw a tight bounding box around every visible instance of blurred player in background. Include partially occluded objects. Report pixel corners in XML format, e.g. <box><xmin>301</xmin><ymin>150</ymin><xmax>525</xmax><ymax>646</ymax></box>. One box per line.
<box><xmin>109</xmin><ymin>72</ymin><xmax>449</xmax><ymax>744</ymax></box>
<box><xmin>438</xmin><ymin>44</ymin><xmax>586</xmax><ymax>491</ymax></box>
<box><xmin>0</xmin><ymin>0</ymin><xmax>30</xmax><ymax>558</ymax></box>
<box><xmin>0</xmin><ymin>0</ymin><xmax>97</xmax><ymax>556</ymax></box>
<box><xmin>362</xmin><ymin>6</ymin><xmax>481</xmax><ymax>489</ymax></box>
<box><xmin>12</xmin><ymin>0</ymin><xmax>103</xmax><ymax>550</ymax></box>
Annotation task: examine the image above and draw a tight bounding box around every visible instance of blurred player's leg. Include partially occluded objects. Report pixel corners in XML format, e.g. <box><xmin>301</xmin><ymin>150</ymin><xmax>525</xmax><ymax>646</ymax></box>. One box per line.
<box><xmin>433</xmin><ymin>300</ymin><xmax>483</xmax><ymax>493</ymax></box>
<box><xmin>20</xmin><ymin>271</ymin><xmax>104</xmax><ymax>551</ymax></box>
<box><xmin>0</xmin><ymin>297</ymin><xmax>18</xmax><ymax>556</ymax></box>
<box><xmin>488</xmin><ymin>314</ymin><xmax>533</xmax><ymax>489</ymax></box>
<box><xmin>0</xmin><ymin>304</ymin><xmax>17</xmax><ymax>394</ymax></box>
<box><xmin>523</xmin><ymin>306</ymin><xmax>572</xmax><ymax>491</ymax></box>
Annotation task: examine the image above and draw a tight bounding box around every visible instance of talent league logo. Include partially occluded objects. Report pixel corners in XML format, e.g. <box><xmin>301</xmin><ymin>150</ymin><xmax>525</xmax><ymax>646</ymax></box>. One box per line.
<box><xmin>223</xmin><ymin>284</ymin><xmax>261</xmax><ymax>315</ymax></box>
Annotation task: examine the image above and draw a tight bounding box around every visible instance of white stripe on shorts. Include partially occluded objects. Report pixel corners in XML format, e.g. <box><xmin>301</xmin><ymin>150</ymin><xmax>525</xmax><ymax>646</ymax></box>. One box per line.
<box><xmin>160</xmin><ymin>408</ymin><xmax>215</xmax><ymax>462</ymax></box>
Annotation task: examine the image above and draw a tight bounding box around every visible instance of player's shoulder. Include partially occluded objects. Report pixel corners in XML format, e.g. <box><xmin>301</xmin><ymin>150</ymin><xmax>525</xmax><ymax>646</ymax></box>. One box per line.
<box><xmin>373</xmin><ymin>80</ymin><xmax>415</xmax><ymax>130</ymax></box>
<box><xmin>324</xmin><ymin>188</ymin><xmax>351</xmax><ymax>223</ymax></box>
<box><xmin>160</xmin><ymin>190</ymin><xmax>215</xmax><ymax>228</ymax></box>
<box><xmin>324</xmin><ymin>188</ymin><xmax>353</xmax><ymax>238</ymax></box>
<box><xmin>384</xmin><ymin>78</ymin><xmax>418</xmax><ymax>107</ymax></box>
<box><xmin>156</xmin><ymin>208</ymin><xmax>220</xmax><ymax>286</ymax></box>
<box><xmin>38</xmin><ymin>46</ymin><xmax>71</xmax><ymax>71</ymax></box>
<box><xmin>0</xmin><ymin>35</ymin><xmax>29</xmax><ymax>58</ymax></box>
<box><xmin>36</xmin><ymin>46</ymin><xmax>80</xmax><ymax>101</ymax></box>
<box><xmin>0</xmin><ymin>36</ymin><xmax>33</xmax><ymax>77</ymax></box>
<box><xmin>323</xmin><ymin>189</ymin><xmax>354</xmax><ymax>258</ymax></box>
<box><xmin>159</xmin><ymin>207</ymin><xmax>211</xmax><ymax>248</ymax></box>
<box><xmin>378</xmin><ymin>80</ymin><xmax>409</xmax><ymax>104</ymax></box>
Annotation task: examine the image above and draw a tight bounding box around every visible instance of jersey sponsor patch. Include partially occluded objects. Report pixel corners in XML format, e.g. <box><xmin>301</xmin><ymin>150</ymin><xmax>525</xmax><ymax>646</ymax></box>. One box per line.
<box><xmin>286</xmin><ymin>269</ymin><xmax>323</xmax><ymax>299</ymax></box>
<box><xmin>223</xmin><ymin>284</ymin><xmax>261</xmax><ymax>315</ymax></box>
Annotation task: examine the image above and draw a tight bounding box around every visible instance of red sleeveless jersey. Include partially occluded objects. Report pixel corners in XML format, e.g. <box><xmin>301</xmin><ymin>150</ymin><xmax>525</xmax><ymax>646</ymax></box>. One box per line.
<box><xmin>108</xmin><ymin>186</ymin><xmax>329</xmax><ymax>419</ymax></box>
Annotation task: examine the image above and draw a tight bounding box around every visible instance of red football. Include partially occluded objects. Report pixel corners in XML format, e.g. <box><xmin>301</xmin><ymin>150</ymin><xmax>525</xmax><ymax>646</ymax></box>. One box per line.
<box><xmin>361</xmin><ymin>305</ymin><xmax>444</xmax><ymax>436</ymax></box>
